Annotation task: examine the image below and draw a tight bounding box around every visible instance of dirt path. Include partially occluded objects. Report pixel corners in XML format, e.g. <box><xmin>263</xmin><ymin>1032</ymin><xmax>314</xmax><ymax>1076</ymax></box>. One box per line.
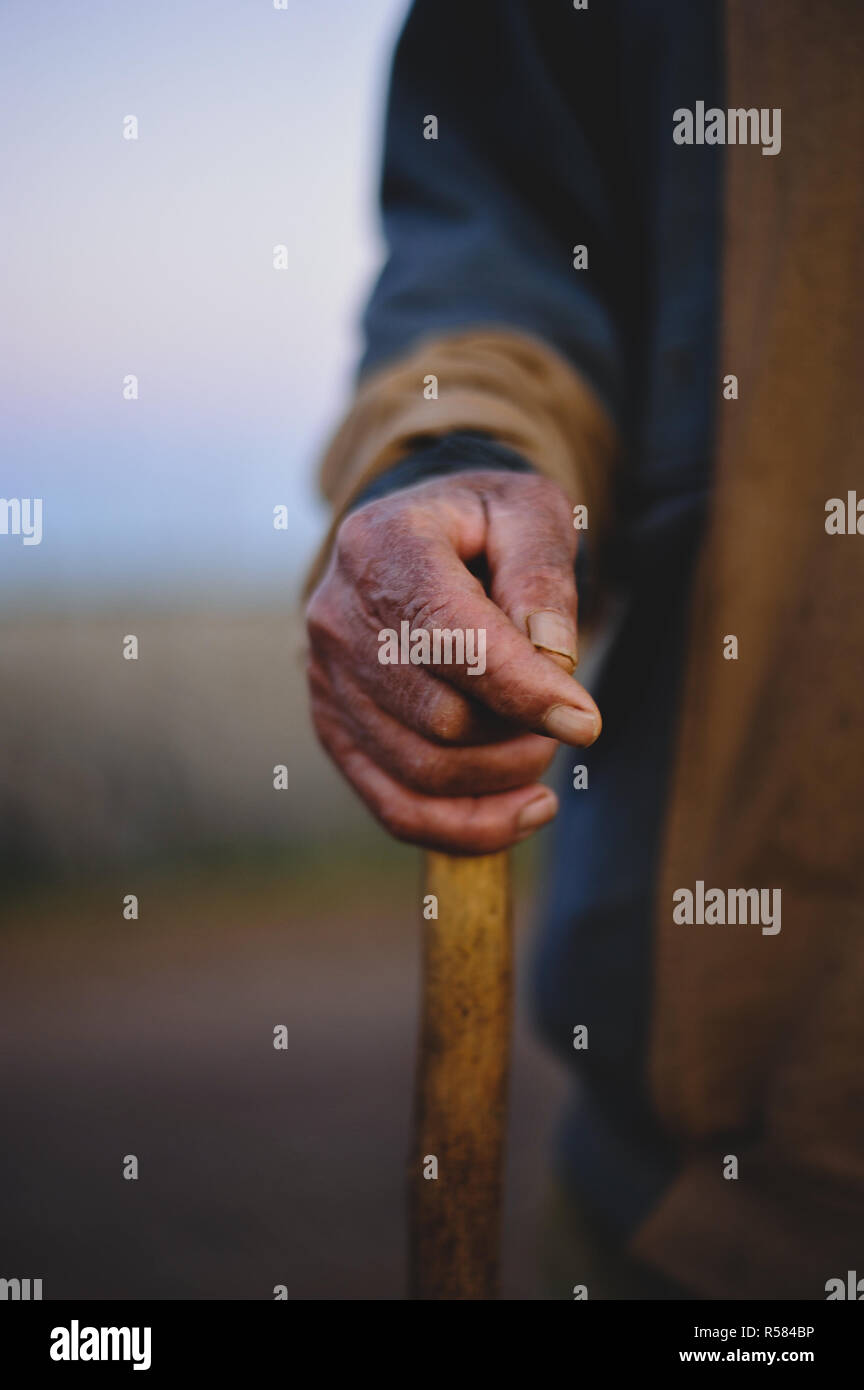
<box><xmin>0</xmin><ymin>858</ymin><xmax>566</xmax><ymax>1299</ymax></box>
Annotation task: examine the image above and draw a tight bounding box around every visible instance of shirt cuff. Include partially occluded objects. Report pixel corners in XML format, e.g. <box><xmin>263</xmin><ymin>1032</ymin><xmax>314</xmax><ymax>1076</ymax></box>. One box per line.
<box><xmin>344</xmin><ymin>430</ymin><xmax>536</xmax><ymax>513</ymax></box>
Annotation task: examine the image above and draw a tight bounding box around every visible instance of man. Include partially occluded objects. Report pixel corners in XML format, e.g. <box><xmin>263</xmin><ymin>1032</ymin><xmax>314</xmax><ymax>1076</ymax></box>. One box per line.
<box><xmin>306</xmin><ymin>0</ymin><xmax>864</xmax><ymax>1298</ymax></box>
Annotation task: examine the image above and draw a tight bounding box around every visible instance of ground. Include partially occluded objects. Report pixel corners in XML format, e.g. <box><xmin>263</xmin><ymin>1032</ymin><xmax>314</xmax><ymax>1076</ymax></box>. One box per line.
<box><xmin>0</xmin><ymin>851</ymin><xmax>567</xmax><ymax>1300</ymax></box>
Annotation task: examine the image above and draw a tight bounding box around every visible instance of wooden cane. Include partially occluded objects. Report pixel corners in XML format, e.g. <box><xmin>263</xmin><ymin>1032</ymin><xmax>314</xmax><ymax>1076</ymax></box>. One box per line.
<box><xmin>407</xmin><ymin>634</ymin><xmax>574</xmax><ymax>1299</ymax></box>
<box><xmin>409</xmin><ymin>849</ymin><xmax>513</xmax><ymax>1300</ymax></box>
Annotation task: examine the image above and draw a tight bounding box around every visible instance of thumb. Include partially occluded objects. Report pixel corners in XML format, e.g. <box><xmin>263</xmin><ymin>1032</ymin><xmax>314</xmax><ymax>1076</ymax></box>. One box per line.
<box><xmin>484</xmin><ymin>480</ymin><xmax>581</xmax><ymax>670</ymax></box>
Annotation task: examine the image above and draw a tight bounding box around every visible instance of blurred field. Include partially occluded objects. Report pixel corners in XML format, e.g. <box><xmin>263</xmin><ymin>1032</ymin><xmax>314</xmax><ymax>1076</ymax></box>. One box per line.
<box><xmin>0</xmin><ymin>608</ymin><xmax>359</xmax><ymax>877</ymax></box>
<box><xmin>0</xmin><ymin>609</ymin><xmax>569</xmax><ymax>1299</ymax></box>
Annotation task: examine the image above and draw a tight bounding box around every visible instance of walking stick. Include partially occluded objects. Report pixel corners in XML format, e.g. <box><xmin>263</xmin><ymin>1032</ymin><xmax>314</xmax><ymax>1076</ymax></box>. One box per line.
<box><xmin>407</xmin><ymin>638</ymin><xmax>573</xmax><ymax>1299</ymax></box>
<box><xmin>409</xmin><ymin>849</ymin><xmax>513</xmax><ymax>1300</ymax></box>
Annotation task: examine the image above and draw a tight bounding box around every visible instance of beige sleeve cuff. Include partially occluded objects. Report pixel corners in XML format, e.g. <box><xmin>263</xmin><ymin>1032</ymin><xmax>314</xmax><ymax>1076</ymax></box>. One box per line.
<box><xmin>305</xmin><ymin>327</ymin><xmax>618</xmax><ymax>595</ymax></box>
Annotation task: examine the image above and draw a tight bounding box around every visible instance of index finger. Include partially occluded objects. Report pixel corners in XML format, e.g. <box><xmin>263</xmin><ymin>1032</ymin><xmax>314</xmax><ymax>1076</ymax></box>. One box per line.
<box><xmin>381</xmin><ymin>540</ymin><xmax>601</xmax><ymax>746</ymax></box>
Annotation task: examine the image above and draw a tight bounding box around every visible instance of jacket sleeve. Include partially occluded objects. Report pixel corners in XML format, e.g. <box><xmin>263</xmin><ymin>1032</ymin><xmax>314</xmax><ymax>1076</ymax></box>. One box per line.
<box><xmin>307</xmin><ymin>0</ymin><xmax>622</xmax><ymax>591</ymax></box>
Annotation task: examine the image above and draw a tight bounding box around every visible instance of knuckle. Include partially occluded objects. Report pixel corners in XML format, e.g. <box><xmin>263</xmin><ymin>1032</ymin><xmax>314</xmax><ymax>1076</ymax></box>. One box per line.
<box><xmin>333</xmin><ymin>509</ymin><xmax>387</xmax><ymax>587</ymax></box>
<box><xmin>530</xmin><ymin>558</ymin><xmax>576</xmax><ymax>585</ymax></box>
<box><xmin>387</xmin><ymin>496</ymin><xmax>429</xmax><ymax>529</ymax></box>
<box><xmin>305</xmin><ymin>589</ymin><xmax>340</xmax><ymax>649</ymax></box>
<box><xmin>334</xmin><ymin>507</ymin><xmax>374</xmax><ymax>560</ymax></box>
<box><xmin>336</xmin><ymin>501</ymin><xmax>434</xmax><ymax>596</ymax></box>
<box><xmin>498</xmin><ymin>566</ymin><xmax>574</xmax><ymax>616</ymax></box>
<box><xmin>404</xmin><ymin>591</ymin><xmax>460</xmax><ymax>634</ymax></box>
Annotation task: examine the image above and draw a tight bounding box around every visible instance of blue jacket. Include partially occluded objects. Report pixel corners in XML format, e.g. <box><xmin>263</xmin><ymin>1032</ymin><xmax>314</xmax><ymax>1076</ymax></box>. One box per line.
<box><xmin>351</xmin><ymin>0</ymin><xmax>723</xmax><ymax>1239</ymax></box>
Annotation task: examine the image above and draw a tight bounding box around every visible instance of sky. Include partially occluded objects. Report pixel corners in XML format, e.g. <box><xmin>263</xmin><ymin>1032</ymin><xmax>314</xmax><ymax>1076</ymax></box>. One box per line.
<box><xmin>0</xmin><ymin>0</ymin><xmax>408</xmax><ymax>607</ymax></box>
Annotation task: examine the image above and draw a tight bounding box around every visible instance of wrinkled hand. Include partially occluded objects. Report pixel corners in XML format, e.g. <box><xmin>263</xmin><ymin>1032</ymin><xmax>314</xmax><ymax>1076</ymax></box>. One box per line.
<box><xmin>306</xmin><ymin>470</ymin><xmax>601</xmax><ymax>854</ymax></box>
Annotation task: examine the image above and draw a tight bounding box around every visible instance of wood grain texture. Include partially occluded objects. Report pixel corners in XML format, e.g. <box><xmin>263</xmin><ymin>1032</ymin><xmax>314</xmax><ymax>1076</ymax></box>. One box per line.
<box><xmin>409</xmin><ymin>850</ymin><xmax>512</xmax><ymax>1300</ymax></box>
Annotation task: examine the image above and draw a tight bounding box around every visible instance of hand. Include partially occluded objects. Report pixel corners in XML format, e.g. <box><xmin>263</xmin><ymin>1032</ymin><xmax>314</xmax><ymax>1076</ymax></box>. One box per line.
<box><xmin>306</xmin><ymin>469</ymin><xmax>601</xmax><ymax>854</ymax></box>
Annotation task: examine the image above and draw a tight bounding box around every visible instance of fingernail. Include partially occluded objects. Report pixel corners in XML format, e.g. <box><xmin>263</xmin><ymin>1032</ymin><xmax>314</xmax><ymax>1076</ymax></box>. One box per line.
<box><xmin>542</xmin><ymin>650</ymin><xmax>578</xmax><ymax>674</ymax></box>
<box><xmin>517</xmin><ymin>789</ymin><xmax>559</xmax><ymax>832</ymax></box>
<box><xmin>543</xmin><ymin>703</ymin><xmax>601</xmax><ymax>746</ymax></box>
<box><xmin>527</xmin><ymin>611</ymin><xmax>577</xmax><ymax>669</ymax></box>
